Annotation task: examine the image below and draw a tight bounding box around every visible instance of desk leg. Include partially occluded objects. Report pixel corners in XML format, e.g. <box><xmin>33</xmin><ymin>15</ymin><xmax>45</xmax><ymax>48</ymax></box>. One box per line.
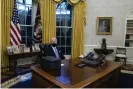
<box><xmin>13</xmin><ymin>58</ymin><xmax>17</xmax><ymax>75</ymax></box>
<box><xmin>9</xmin><ymin>56</ymin><xmax>11</xmax><ymax>71</ymax></box>
<box><xmin>9</xmin><ymin>56</ymin><xmax>13</xmax><ymax>71</ymax></box>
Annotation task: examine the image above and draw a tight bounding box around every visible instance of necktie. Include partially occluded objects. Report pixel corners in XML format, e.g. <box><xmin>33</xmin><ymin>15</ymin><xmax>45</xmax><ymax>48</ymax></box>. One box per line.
<box><xmin>54</xmin><ymin>47</ymin><xmax>60</xmax><ymax>59</ymax></box>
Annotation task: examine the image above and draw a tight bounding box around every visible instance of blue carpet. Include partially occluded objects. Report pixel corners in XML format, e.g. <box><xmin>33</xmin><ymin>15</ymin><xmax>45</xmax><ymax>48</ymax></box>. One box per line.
<box><xmin>11</xmin><ymin>79</ymin><xmax>32</xmax><ymax>88</ymax></box>
<box><xmin>119</xmin><ymin>73</ymin><xmax>133</xmax><ymax>88</ymax></box>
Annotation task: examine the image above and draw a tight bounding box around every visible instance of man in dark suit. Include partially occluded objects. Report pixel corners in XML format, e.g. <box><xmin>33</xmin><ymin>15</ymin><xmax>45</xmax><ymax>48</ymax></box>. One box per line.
<box><xmin>44</xmin><ymin>37</ymin><xmax>65</xmax><ymax>60</ymax></box>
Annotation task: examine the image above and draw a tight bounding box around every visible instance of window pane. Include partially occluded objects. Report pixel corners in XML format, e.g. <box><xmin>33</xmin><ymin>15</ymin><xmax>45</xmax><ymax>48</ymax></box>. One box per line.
<box><xmin>61</xmin><ymin>18</ymin><xmax>65</xmax><ymax>26</ymax></box>
<box><xmin>61</xmin><ymin>37</ymin><xmax>65</xmax><ymax>46</ymax></box>
<box><xmin>61</xmin><ymin>28</ymin><xmax>67</xmax><ymax>36</ymax></box>
<box><xmin>17</xmin><ymin>0</ymin><xmax>23</xmax><ymax>3</ymax></box>
<box><xmin>26</xmin><ymin>16</ymin><xmax>32</xmax><ymax>25</ymax></box>
<box><xmin>27</xmin><ymin>27</ymin><xmax>33</xmax><ymax>36</ymax></box>
<box><xmin>67</xmin><ymin>28</ymin><xmax>72</xmax><ymax>36</ymax></box>
<box><xmin>21</xmin><ymin>31</ymin><xmax>26</xmax><ymax>36</ymax></box>
<box><xmin>56</xmin><ymin>28</ymin><xmax>60</xmax><ymax>36</ymax></box>
<box><xmin>56</xmin><ymin>18</ymin><xmax>60</xmax><ymax>26</ymax></box>
<box><xmin>19</xmin><ymin>15</ymin><xmax>25</xmax><ymax>24</ymax></box>
<box><xmin>26</xmin><ymin>0</ymin><xmax>32</xmax><ymax>5</ymax></box>
<box><xmin>22</xmin><ymin>37</ymin><xmax>26</xmax><ymax>44</ymax></box>
<box><xmin>26</xmin><ymin>5</ymin><xmax>32</xmax><ymax>15</ymax></box>
<box><xmin>18</xmin><ymin>4</ymin><xmax>25</xmax><ymax>15</ymax></box>
<box><xmin>66</xmin><ymin>47</ymin><xmax>71</xmax><ymax>55</ymax></box>
<box><xmin>67</xmin><ymin>19</ymin><xmax>71</xmax><ymax>26</ymax></box>
<box><xmin>61</xmin><ymin>47</ymin><xmax>65</xmax><ymax>54</ymax></box>
<box><xmin>21</xmin><ymin>26</ymin><xmax>26</xmax><ymax>36</ymax></box>
<box><xmin>66</xmin><ymin>37</ymin><xmax>71</xmax><ymax>46</ymax></box>
<box><xmin>57</xmin><ymin>37</ymin><xmax>61</xmax><ymax>46</ymax></box>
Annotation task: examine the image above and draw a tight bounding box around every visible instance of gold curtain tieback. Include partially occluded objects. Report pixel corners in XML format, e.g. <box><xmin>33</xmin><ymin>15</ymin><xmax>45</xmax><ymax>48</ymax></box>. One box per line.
<box><xmin>52</xmin><ymin>0</ymin><xmax>63</xmax><ymax>3</ymax></box>
<box><xmin>67</xmin><ymin>0</ymin><xmax>81</xmax><ymax>5</ymax></box>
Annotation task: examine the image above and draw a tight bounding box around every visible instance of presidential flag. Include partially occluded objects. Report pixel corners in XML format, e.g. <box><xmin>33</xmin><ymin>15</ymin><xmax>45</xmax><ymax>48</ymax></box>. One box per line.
<box><xmin>33</xmin><ymin>3</ymin><xmax>42</xmax><ymax>43</ymax></box>
<box><xmin>10</xmin><ymin>0</ymin><xmax>21</xmax><ymax>45</ymax></box>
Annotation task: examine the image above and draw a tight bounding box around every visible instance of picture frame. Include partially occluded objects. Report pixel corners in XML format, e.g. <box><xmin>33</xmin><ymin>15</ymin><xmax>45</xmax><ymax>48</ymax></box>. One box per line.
<box><xmin>32</xmin><ymin>46</ymin><xmax>36</xmax><ymax>52</ymax></box>
<box><xmin>12</xmin><ymin>45</ymin><xmax>20</xmax><ymax>54</ymax></box>
<box><xmin>18</xmin><ymin>44</ymin><xmax>25</xmax><ymax>53</ymax></box>
<box><xmin>7</xmin><ymin>46</ymin><xmax>13</xmax><ymax>54</ymax></box>
<box><xmin>96</xmin><ymin>17</ymin><xmax>112</xmax><ymax>35</ymax></box>
<box><xmin>24</xmin><ymin>47</ymin><xmax>30</xmax><ymax>53</ymax></box>
<box><xmin>35</xmin><ymin>44</ymin><xmax>40</xmax><ymax>52</ymax></box>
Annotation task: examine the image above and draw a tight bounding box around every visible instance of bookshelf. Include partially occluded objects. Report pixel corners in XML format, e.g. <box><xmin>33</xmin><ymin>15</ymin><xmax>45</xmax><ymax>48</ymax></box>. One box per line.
<box><xmin>125</xmin><ymin>19</ymin><xmax>133</xmax><ymax>47</ymax></box>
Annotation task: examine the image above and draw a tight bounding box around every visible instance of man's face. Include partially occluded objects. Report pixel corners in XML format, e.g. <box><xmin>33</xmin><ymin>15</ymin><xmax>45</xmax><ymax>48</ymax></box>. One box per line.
<box><xmin>51</xmin><ymin>38</ymin><xmax>57</xmax><ymax>44</ymax></box>
<box><xmin>103</xmin><ymin>21</ymin><xmax>106</xmax><ymax>25</ymax></box>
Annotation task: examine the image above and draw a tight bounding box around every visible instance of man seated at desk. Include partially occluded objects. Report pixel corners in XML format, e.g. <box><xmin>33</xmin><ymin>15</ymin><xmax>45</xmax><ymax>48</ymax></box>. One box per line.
<box><xmin>44</xmin><ymin>37</ymin><xmax>65</xmax><ymax>60</ymax></box>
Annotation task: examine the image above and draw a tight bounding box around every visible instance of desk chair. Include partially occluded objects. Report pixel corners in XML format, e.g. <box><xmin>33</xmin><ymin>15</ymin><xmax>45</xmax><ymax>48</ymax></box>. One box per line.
<box><xmin>115</xmin><ymin>47</ymin><xmax>127</xmax><ymax>65</ymax></box>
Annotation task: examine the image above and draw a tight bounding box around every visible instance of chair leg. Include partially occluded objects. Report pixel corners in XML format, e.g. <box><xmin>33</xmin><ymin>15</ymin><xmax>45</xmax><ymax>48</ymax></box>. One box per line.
<box><xmin>115</xmin><ymin>57</ymin><xmax>119</xmax><ymax>62</ymax></box>
<box><xmin>124</xmin><ymin>58</ymin><xmax>127</xmax><ymax>66</ymax></box>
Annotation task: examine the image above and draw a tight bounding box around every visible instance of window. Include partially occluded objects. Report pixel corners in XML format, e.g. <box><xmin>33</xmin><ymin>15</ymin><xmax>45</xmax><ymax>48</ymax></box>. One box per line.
<box><xmin>17</xmin><ymin>0</ymin><xmax>33</xmax><ymax>46</ymax></box>
<box><xmin>56</xmin><ymin>0</ymin><xmax>73</xmax><ymax>55</ymax></box>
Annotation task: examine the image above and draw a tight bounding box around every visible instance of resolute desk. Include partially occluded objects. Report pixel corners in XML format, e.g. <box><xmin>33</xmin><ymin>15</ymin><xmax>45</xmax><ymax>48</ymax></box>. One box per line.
<box><xmin>31</xmin><ymin>58</ymin><xmax>121</xmax><ymax>88</ymax></box>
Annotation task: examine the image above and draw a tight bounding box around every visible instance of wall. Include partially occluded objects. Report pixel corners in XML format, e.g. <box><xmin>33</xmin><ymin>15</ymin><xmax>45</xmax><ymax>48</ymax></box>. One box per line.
<box><xmin>84</xmin><ymin>0</ymin><xmax>133</xmax><ymax>64</ymax></box>
<box><xmin>0</xmin><ymin>0</ymin><xmax>1</xmax><ymax>68</ymax></box>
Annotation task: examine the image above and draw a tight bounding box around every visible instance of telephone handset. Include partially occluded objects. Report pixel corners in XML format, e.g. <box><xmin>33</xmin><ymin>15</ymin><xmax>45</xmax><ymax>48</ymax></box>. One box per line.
<box><xmin>85</xmin><ymin>52</ymin><xmax>95</xmax><ymax>60</ymax></box>
<box><xmin>96</xmin><ymin>54</ymin><xmax>106</xmax><ymax>62</ymax></box>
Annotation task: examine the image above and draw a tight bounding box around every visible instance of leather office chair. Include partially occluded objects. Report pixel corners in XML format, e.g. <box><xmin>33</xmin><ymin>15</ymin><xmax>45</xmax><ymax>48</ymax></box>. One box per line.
<box><xmin>115</xmin><ymin>47</ymin><xmax>127</xmax><ymax>65</ymax></box>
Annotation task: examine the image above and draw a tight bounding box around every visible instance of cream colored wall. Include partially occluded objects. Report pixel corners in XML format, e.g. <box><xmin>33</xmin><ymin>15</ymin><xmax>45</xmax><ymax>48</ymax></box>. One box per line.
<box><xmin>0</xmin><ymin>0</ymin><xmax>1</xmax><ymax>71</ymax></box>
<box><xmin>84</xmin><ymin>0</ymin><xmax>133</xmax><ymax>64</ymax></box>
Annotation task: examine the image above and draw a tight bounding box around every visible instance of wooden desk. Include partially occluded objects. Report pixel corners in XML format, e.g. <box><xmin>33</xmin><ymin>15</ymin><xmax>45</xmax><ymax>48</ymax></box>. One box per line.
<box><xmin>31</xmin><ymin>58</ymin><xmax>121</xmax><ymax>88</ymax></box>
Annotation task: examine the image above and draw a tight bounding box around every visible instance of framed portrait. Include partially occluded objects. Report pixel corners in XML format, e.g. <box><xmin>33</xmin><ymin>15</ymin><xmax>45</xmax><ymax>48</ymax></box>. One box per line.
<box><xmin>35</xmin><ymin>44</ymin><xmax>40</xmax><ymax>52</ymax></box>
<box><xmin>24</xmin><ymin>47</ymin><xmax>30</xmax><ymax>53</ymax></box>
<box><xmin>18</xmin><ymin>44</ymin><xmax>25</xmax><ymax>53</ymax></box>
<box><xmin>7</xmin><ymin>46</ymin><xmax>13</xmax><ymax>54</ymax></box>
<box><xmin>96</xmin><ymin>17</ymin><xmax>112</xmax><ymax>35</ymax></box>
<box><xmin>32</xmin><ymin>46</ymin><xmax>36</xmax><ymax>52</ymax></box>
<box><xmin>12</xmin><ymin>46</ymin><xmax>20</xmax><ymax>54</ymax></box>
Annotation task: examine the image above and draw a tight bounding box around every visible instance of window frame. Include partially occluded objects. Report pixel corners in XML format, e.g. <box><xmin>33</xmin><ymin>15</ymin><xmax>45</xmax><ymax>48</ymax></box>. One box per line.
<box><xmin>16</xmin><ymin>0</ymin><xmax>34</xmax><ymax>46</ymax></box>
<box><xmin>56</xmin><ymin>1</ymin><xmax>73</xmax><ymax>55</ymax></box>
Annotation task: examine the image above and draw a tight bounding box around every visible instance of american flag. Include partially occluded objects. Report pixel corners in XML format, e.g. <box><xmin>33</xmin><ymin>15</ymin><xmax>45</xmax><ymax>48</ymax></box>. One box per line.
<box><xmin>10</xmin><ymin>0</ymin><xmax>21</xmax><ymax>45</ymax></box>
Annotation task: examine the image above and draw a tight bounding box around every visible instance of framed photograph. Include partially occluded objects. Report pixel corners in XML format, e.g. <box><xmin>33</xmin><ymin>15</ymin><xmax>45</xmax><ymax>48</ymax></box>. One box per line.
<box><xmin>24</xmin><ymin>47</ymin><xmax>30</xmax><ymax>53</ymax></box>
<box><xmin>96</xmin><ymin>17</ymin><xmax>112</xmax><ymax>35</ymax></box>
<box><xmin>12</xmin><ymin>46</ymin><xmax>20</xmax><ymax>54</ymax></box>
<box><xmin>18</xmin><ymin>44</ymin><xmax>25</xmax><ymax>53</ymax></box>
<box><xmin>32</xmin><ymin>46</ymin><xmax>36</xmax><ymax>52</ymax></box>
<box><xmin>7</xmin><ymin>46</ymin><xmax>13</xmax><ymax>54</ymax></box>
<box><xmin>35</xmin><ymin>44</ymin><xmax>40</xmax><ymax>52</ymax></box>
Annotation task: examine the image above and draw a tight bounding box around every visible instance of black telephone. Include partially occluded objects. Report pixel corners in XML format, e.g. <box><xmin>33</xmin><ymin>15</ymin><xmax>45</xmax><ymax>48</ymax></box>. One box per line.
<box><xmin>81</xmin><ymin>53</ymin><xmax>106</xmax><ymax>67</ymax></box>
<box><xmin>85</xmin><ymin>52</ymin><xmax>95</xmax><ymax>60</ymax></box>
<box><xmin>85</xmin><ymin>52</ymin><xmax>106</xmax><ymax>62</ymax></box>
<box><xmin>96</xmin><ymin>54</ymin><xmax>106</xmax><ymax>64</ymax></box>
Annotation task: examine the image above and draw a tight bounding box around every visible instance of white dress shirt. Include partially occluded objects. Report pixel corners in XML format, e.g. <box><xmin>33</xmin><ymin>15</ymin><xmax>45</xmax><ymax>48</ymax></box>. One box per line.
<box><xmin>51</xmin><ymin>46</ymin><xmax>60</xmax><ymax>59</ymax></box>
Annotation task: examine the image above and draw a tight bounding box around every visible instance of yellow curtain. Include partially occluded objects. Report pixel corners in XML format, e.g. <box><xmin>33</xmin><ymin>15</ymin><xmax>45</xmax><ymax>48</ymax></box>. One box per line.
<box><xmin>1</xmin><ymin>0</ymin><xmax>14</xmax><ymax>72</ymax></box>
<box><xmin>39</xmin><ymin>0</ymin><xmax>56</xmax><ymax>43</ymax></box>
<box><xmin>71</xmin><ymin>0</ymin><xmax>86</xmax><ymax>58</ymax></box>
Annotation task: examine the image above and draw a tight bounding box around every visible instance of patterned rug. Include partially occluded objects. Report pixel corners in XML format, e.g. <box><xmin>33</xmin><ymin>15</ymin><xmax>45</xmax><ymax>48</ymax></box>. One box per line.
<box><xmin>121</xmin><ymin>64</ymin><xmax>133</xmax><ymax>71</ymax></box>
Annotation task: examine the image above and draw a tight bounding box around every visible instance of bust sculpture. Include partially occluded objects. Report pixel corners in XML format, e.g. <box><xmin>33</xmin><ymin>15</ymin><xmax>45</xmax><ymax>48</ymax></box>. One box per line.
<box><xmin>101</xmin><ymin>38</ymin><xmax>107</xmax><ymax>49</ymax></box>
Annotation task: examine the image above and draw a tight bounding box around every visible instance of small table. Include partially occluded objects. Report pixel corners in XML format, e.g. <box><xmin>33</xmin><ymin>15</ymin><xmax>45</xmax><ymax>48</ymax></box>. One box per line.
<box><xmin>94</xmin><ymin>48</ymin><xmax>114</xmax><ymax>55</ymax></box>
<box><xmin>8</xmin><ymin>51</ymin><xmax>40</xmax><ymax>75</ymax></box>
